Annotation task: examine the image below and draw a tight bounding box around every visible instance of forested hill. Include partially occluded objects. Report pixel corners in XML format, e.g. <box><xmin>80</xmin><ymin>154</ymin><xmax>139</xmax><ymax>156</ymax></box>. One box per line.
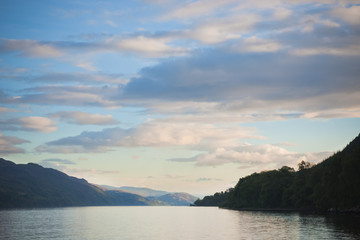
<box><xmin>195</xmin><ymin>133</ymin><xmax>360</xmax><ymax>213</ymax></box>
<box><xmin>0</xmin><ymin>159</ymin><xmax>198</xmax><ymax>208</ymax></box>
<box><xmin>0</xmin><ymin>159</ymin><xmax>153</xmax><ymax>208</ymax></box>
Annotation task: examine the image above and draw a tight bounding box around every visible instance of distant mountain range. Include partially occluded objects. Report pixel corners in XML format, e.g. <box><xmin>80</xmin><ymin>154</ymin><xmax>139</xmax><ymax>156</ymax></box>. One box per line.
<box><xmin>100</xmin><ymin>185</ymin><xmax>198</xmax><ymax>206</ymax></box>
<box><xmin>149</xmin><ymin>192</ymin><xmax>198</xmax><ymax>206</ymax></box>
<box><xmin>0</xmin><ymin>159</ymin><xmax>197</xmax><ymax>208</ymax></box>
<box><xmin>101</xmin><ymin>185</ymin><xmax>170</xmax><ymax>197</ymax></box>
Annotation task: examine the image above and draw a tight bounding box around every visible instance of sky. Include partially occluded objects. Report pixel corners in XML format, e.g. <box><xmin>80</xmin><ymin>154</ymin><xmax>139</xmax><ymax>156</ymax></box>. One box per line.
<box><xmin>0</xmin><ymin>0</ymin><xmax>360</xmax><ymax>196</ymax></box>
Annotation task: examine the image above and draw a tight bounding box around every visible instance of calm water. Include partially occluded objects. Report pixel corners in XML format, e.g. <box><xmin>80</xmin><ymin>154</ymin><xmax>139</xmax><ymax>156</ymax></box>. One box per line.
<box><xmin>1</xmin><ymin>206</ymin><xmax>360</xmax><ymax>240</ymax></box>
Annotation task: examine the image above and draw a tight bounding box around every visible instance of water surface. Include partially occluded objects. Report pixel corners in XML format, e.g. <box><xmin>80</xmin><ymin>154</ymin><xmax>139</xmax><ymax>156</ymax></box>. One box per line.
<box><xmin>1</xmin><ymin>206</ymin><xmax>359</xmax><ymax>240</ymax></box>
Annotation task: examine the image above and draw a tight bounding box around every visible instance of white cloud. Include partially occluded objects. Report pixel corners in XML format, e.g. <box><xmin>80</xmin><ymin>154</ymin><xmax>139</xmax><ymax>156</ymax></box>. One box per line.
<box><xmin>0</xmin><ymin>116</ymin><xmax>57</xmax><ymax>133</ymax></box>
<box><xmin>36</xmin><ymin>145</ymin><xmax>107</xmax><ymax>154</ymax></box>
<box><xmin>292</xmin><ymin>45</ymin><xmax>360</xmax><ymax>56</ymax></box>
<box><xmin>273</xmin><ymin>7</ymin><xmax>292</xmax><ymax>20</ymax></box>
<box><xmin>0</xmin><ymin>106</ymin><xmax>14</xmax><ymax>113</ymax></box>
<box><xmin>38</xmin><ymin>158</ymin><xmax>119</xmax><ymax>177</ymax></box>
<box><xmin>301</xmin><ymin>107</ymin><xmax>360</xmax><ymax>119</ymax></box>
<box><xmin>40</xmin><ymin>158</ymin><xmax>76</xmax><ymax>166</ymax></box>
<box><xmin>19</xmin><ymin>117</ymin><xmax>57</xmax><ymax>133</ymax></box>
<box><xmin>233</xmin><ymin>37</ymin><xmax>283</xmax><ymax>53</ymax></box>
<box><xmin>36</xmin><ymin>120</ymin><xmax>261</xmax><ymax>153</ymax></box>
<box><xmin>188</xmin><ymin>14</ymin><xmax>258</xmax><ymax>43</ymax></box>
<box><xmin>51</xmin><ymin>111</ymin><xmax>119</xmax><ymax>125</ymax></box>
<box><xmin>0</xmin><ymin>39</ymin><xmax>64</xmax><ymax>58</ymax></box>
<box><xmin>197</xmin><ymin>177</ymin><xmax>222</xmax><ymax>182</ymax></box>
<box><xmin>0</xmin><ymin>134</ymin><xmax>29</xmax><ymax>155</ymax></box>
<box><xmin>331</xmin><ymin>5</ymin><xmax>360</xmax><ymax>25</ymax></box>
<box><xmin>75</xmin><ymin>62</ymin><xmax>98</xmax><ymax>71</ymax></box>
<box><xmin>20</xmin><ymin>85</ymin><xmax>120</xmax><ymax>108</ymax></box>
<box><xmin>171</xmin><ymin>144</ymin><xmax>333</xmax><ymax>170</ymax></box>
<box><xmin>161</xmin><ymin>0</ymin><xmax>235</xmax><ymax>20</ymax></box>
<box><xmin>298</xmin><ymin>14</ymin><xmax>340</xmax><ymax>33</ymax></box>
<box><xmin>107</xmin><ymin>36</ymin><xmax>188</xmax><ymax>57</ymax></box>
<box><xmin>27</xmin><ymin>72</ymin><xmax>129</xmax><ymax>85</ymax></box>
<box><xmin>130</xmin><ymin>122</ymin><xmax>259</xmax><ymax>147</ymax></box>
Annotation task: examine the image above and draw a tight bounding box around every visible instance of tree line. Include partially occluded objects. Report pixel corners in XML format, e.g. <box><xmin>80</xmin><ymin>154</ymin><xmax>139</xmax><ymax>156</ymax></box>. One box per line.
<box><xmin>195</xmin><ymin>134</ymin><xmax>360</xmax><ymax>213</ymax></box>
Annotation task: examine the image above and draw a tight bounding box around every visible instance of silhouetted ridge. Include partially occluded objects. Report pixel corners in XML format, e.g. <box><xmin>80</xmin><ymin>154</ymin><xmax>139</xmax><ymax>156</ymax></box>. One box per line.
<box><xmin>195</xmin><ymin>133</ymin><xmax>360</xmax><ymax>213</ymax></box>
<box><xmin>342</xmin><ymin>133</ymin><xmax>360</xmax><ymax>154</ymax></box>
<box><xmin>0</xmin><ymin>160</ymin><xmax>153</xmax><ymax>208</ymax></box>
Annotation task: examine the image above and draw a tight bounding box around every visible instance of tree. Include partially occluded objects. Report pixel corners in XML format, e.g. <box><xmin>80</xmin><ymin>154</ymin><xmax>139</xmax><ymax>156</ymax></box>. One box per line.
<box><xmin>297</xmin><ymin>160</ymin><xmax>312</xmax><ymax>171</ymax></box>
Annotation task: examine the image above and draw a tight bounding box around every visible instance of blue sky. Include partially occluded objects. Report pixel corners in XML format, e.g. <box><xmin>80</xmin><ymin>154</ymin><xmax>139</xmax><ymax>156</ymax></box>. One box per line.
<box><xmin>1</xmin><ymin>0</ymin><xmax>359</xmax><ymax>195</ymax></box>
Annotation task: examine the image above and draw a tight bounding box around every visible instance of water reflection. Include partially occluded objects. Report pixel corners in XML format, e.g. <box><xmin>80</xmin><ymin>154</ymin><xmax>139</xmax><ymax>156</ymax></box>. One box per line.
<box><xmin>324</xmin><ymin>214</ymin><xmax>360</xmax><ymax>237</ymax></box>
<box><xmin>0</xmin><ymin>207</ymin><xmax>359</xmax><ymax>240</ymax></box>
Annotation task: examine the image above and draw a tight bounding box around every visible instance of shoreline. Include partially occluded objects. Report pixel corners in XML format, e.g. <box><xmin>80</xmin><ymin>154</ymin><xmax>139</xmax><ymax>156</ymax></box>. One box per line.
<box><xmin>219</xmin><ymin>206</ymin><xmax>360</xmax><ymax>215</ymax></box>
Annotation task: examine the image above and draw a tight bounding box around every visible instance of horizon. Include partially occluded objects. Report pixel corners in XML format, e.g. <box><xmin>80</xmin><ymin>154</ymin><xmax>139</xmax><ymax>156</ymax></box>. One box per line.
<box><xmin>1</xmin><ymin>0</ymin><xmax>359</xmax><ymax>196</ymax></box>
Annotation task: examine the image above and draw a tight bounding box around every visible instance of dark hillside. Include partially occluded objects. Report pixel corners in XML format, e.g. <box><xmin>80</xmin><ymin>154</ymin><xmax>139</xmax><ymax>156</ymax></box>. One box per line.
<box><xmin>195</xmin><ymin>133</ymin><xmax>360</xmax><ymax>213</ymax></box>
<box><xmin>0</xmin><ymin>159</ymin><xmax>152</xmax><ymax>208</ymax></box>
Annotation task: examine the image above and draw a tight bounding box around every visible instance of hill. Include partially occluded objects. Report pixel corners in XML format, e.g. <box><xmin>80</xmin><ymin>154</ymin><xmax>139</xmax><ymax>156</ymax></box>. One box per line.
<box><xmin>101</xmin><ymin>185</ymin><xmax>198</xmax><ymax>205</ymax></box>
<box><xmin>149</xmin><ymin>193</ymin><xmax>198</xmax><ymax>206</ymax></box>
<box><xmin>101</xmin><ymin>185</ymin><xmax>170</xmax><ymax>197</ymax></box>
<box><xmin>195</xmin><ymin>133</ymin><xmax>360</xmax><ymax>213</ymax></box>
<box><xmin>0</xmin><ymin>159</ymin><xmax>153</xmax><ymax>208</ymax></box>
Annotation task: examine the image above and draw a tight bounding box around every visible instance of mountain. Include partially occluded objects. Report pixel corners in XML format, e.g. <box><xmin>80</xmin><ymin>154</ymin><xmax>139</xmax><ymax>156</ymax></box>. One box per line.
<box><xmin>150</xmin><ymin>193</ymin><xmax>199</xmax><ymax>206</ymax></box>
<box><xmin>102</xmin><ymin>185</ymin><xmax>170</xmax><ymax>197</ymax></box>
<box><xmin>101</xmin><ymin>185</ymin><xmax>198</xmax><ymax>205</ymax></box>
<box><xmin>0</xmin><ymin>159</ymin><xmax>153</xmax><ymax>208</ymax></box>
<box><xmin>195</xmin><ymin>133</ymin><xmax>360</xmax><ymax>213</ymax></box>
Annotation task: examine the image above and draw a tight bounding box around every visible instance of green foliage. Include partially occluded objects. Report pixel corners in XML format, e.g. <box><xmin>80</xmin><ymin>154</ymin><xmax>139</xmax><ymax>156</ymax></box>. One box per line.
<box><xmin>194</xmin><ymin>188</ymin><xmax>233</xmax><ymax>206</ymax></box>
<box><xmin>195</xmin><ymin>133</ymin><xmax>360</xmax><ymax>212</ymax></box>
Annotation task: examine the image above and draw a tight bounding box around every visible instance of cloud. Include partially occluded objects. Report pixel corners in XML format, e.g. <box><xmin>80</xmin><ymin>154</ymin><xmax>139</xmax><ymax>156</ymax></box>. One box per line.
<box><xmin>0</xmin><ymin>134</ymin><xmax>30</xmax><ymax>155</ymax></box>
<box><xmin>331</xmin><ymin>5</ymin><xmax>360</xmax><ymax>25</ymax></box>
<box><xmin>273</xmin><ymin>7</ymin><xmax>292</xmax><ymax>20</ymax></box>
<box><xmin>19</xmin><ymin>117</ymin><xmax>57</xmax><ymax>133</ymax></box>
<box><xmin>36</xmin><ymin>121</ymin><xmax>260</xmax><ymax>153</ymax></box>
<box><xmin>8</xmin><ymin>72</ymin><xmax>129</xmax><ymax>85</ymax></box>
<box><xmin>0</xmin><ymin>39</ymin><xmax>64</xmax><ymax>58</ymax></box>
<box><xmin>122</xmin><ymin>51</ymin><xmax>360</xmax><ymax>114</ymax></box>
<box><xmin>0</xmin><ymin>116</ymin><xmax>57</xmax><ymax>133</ymax></box>
<box><xmin>36</xmin><ymin>145</ymin><xmax>101</xmax><ymax>154</ymax></box>
<box><xmin>291</xmin><ymin>45</ymin><xmax>360</xmax><ymax>56</ymax></box>
<box><xmin>187</xmin><ymin>14</ymin><xmax>258</xmax><ymax>43</ymax></box>
<box><xmin>0</xmin><ymin>106</ymin><xmax>14</xmax><ymax>113</ymax></box>
<box><xmin>17</xmin><ymin>85</ymin><xmax>120</xmax><ymax>108</ymax></box>
<box><xmin>36</xmin><ymin>127</ymin><xmax>131</xmax><ymax>153</ymax></box>
<box><xmin>50</xmin><ymin>111</ymin><xmax>119</xmax><ymax>125</ymax></box>
<box><xmin>0</xmin><ymin>90</ymin><xmax>21</xmax><ymax>104</ymax></box>
<box><xmin>197</xmin><ymin>177</ymin><xmax>222</xmax><ymax>182</ymax></box>
<box><xmin>107</xmin><ymin>36</ymin><xmax>188</xmax><ymax>57</ymax></box>
<box><xmin>161</xmin><ymin>0</ymin><xmax>235</xmax><ymax>20</ymax></box>
<box><xmin>231</xmin><ymin>37</ymin><xmax>282</xmax><ymax>53</ymax></box>
<box><xmin>67</xmin><ymin>168</ymin><xmax>119</xmax><ymax>175</ymax></box>
<box><xmin>0</xmin><ymin>35</ymin><xmax>187</xmax><ymax>61</ymax></box>
<box><xmin>40</xmin><ymin>158</ymin><xmax>76</xmax><ymax>166</ymax></box>
<box><xmin>75</xmin><ymin>62</ymin><xmax>98</xmax><ymax>71</ymax></box>
<box><xmin>0</xmin><ymin>1</ymin><xmax>356</xmax><ymax>64</ymax></box>
<box><xmin>171</xmin><ymin>144</ymin><xmax>333</xmax><ymax>169</ymax></box>
<box><xmin>38</xmin><ymin>158</ymin><xmax>119</xmax><ymax>177</ymax></box>
<box><xmin>164</xmin><ymin>174</ymin><xmax>184</xmax><ymax>179</ymax></box>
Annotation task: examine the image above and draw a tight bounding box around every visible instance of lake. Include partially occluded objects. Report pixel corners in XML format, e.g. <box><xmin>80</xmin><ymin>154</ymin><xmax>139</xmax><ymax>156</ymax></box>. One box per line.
<box><xmin>1</xmin><ymin>206</ymin><xmax>360</xmax><ymax>240</ymax></box>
